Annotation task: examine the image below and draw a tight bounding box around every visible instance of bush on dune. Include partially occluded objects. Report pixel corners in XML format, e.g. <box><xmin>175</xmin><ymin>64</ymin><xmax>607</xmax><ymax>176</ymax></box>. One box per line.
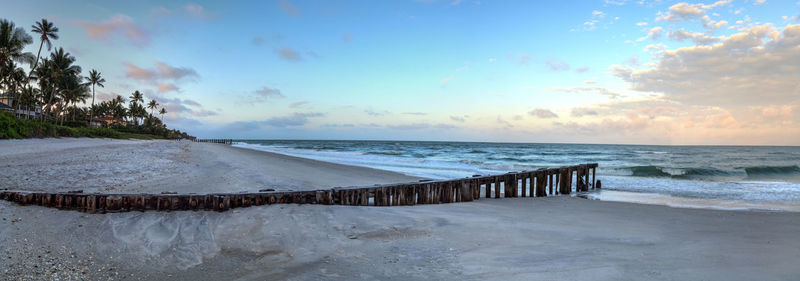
<box><xmin>0</xmin><ymin>112</ymin><xmax>122</xmax><ymax>139</ymax></box>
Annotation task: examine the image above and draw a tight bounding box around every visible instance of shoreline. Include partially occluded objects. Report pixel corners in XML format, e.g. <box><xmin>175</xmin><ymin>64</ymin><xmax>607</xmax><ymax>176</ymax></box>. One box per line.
<box><xmin>1</xmin><ymin>138</ymin><xmax>799</xmax><ymax>280</ymax></box>
<box><xmin>3</xmin><ymin>137</ymin><xmax>797</xmax><ymax>212</ymax></box>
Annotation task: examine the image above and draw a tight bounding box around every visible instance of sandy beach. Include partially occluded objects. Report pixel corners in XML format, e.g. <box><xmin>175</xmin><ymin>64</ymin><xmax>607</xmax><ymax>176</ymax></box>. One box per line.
<box><xmin>1</xmin><ymin>139</ymin><xmax>799</xmax><ymax>280</ymax></box>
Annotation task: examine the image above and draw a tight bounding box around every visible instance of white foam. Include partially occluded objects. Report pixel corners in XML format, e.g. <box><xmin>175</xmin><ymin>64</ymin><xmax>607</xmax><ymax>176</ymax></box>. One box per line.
<box><xmin>584</xmin><ymin>190</ymin><xmax>800</xmax><ymax>212</ymax></box>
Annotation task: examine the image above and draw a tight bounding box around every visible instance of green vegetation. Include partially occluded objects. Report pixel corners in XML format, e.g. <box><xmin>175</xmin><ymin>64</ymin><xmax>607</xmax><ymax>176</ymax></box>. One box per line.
<box><xmin>1</xmin><ymin>18</ymin><xmax>191</xmax><ymax>139</ymax></box>
<box><xmin>0</xmin><ymin>111</ymin><xmax>118</xmax><ymax>139</ymax></box>
<box><xmin>0</xmin><ymin>111</ymin><xmax>193</xmax><ymax>140</ymax></box>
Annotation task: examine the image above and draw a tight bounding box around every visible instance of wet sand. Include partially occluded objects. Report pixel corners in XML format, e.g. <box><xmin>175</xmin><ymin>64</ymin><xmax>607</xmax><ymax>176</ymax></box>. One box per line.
<box><xmin>1</xmin><ymin>139</ymin><xmax>799</xmax><ymax>280</ymax></box>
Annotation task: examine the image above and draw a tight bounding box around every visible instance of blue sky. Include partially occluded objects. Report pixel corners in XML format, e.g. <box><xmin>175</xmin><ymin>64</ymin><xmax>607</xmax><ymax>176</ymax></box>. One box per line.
<box><xmin>4</xmin><ymin>0</ymin><xmax>800</xmax><ymax>144</ymax></box>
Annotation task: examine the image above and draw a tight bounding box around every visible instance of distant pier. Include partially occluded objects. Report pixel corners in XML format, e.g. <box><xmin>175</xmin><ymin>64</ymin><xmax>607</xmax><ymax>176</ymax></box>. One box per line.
<box><xmin>192</xmin><ymin>139</ymin><xmax>233</xmax><ymax>144</ymax></box>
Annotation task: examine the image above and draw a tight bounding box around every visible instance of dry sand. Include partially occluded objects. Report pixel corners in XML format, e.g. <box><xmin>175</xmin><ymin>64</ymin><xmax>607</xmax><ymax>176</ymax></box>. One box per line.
<box><xmin>1</xmin><ymin>139</ymin><xmax>799</xmax><ymax>280</ymax></box>
<box><xmin>0</xmin><ymin>138</ymin><xmax>419</xmax><ymax>193</ymax></box>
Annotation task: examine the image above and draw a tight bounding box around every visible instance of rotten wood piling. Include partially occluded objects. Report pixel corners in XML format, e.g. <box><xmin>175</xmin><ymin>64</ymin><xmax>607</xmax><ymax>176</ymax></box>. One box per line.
<box><xmin>0</xmin><ymin>163</ymin><xmax>599</xmax><ymax>213</ymax></box>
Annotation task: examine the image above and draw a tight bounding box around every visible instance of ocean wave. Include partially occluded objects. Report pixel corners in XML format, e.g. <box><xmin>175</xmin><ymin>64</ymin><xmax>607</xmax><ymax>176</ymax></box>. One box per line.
<box><xmin>624</xmin><ymin>166</ymin><xmax>734</xmax><ymax>179</ymax></box>
<box><xmin>628</xmin><ymin>166</ymin><xmax>672</xmax><ymax>177</ymax></box>
<box><xmin>743</xmin><ymin>165</ymin><xmax>800</xmax><ymax>177</ymax></box>
<box><xmin>291</xmin><ymin>145</ymin><xmax>341</xmax><ymax>151</ymax></box>
<box><xmin>364</xmin><ymin>151</ymin><xmax>405</xmax><ymax>156</ymax></box>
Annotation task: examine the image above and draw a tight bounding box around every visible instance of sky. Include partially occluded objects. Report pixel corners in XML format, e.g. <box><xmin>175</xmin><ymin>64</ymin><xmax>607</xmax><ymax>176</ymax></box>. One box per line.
<box><xmin>3</xmin><ymin>0</ymin><xmax>800</xmax><ymax>145</ymax></box>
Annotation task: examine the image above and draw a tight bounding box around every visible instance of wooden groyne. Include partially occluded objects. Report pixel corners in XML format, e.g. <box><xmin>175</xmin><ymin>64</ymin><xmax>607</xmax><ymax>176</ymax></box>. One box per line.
<box><xmin>192</xmin><ymin>139</ymin><xmax>233</xmax><ymax>144</ymax></box>
<box><xmin>0</xmin><ymin>163</ymin><xmax>599</xmax><ymax>213</ymax></box>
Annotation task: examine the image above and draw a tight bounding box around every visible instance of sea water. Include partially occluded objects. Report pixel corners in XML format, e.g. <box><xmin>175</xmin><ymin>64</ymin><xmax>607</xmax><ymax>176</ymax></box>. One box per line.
<box><xmin>234</xmin><ymin>140</ymin><xmax>800</xmax><ymax>211</ymax></box>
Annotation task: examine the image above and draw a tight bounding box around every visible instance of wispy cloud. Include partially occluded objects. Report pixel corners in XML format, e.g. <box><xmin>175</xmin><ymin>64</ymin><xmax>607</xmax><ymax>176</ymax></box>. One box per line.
<box><xmin>545</xmin><ymin>59</ymin><xmax>570</xmax><ymax>71</ymax></box>
<box><xmin>75</xmin><ymin>14</ymin><xmax>150</xmax><ymax>47</ymax></box>
<box><xmin>529</xmin><ymin>108</ymin><xmax>559</xmax><ymax>118</ymax></box>
<box><xmin>123</xmin><ymin>61</ymin><xmax>199</xmax><ymax>81</ymax></box>
<box><xmin>183</xmin><ymin>4</ymin><xmax>215</xmax><ymax>20</ymax></box>
<box><xmin>265</xmin><ymin>112</ymin><xmax>323</xmax><ymax>127</ymax></box>
<box><xmin>276</xmin><ymin>47</ymin><xmax>303</xmax><ymax>62</ymax></box>
<box><xmin>290</xmin><ymin>101</ymin><xmax>309</xmax><ymax>108</ymax></box>
<box><xmin>571</xmin><ymin>107</ymin><xmax>599</xmax><ymax>117</ymax></box>
<box><xmin>240</xmin><ymin>86</ymin><xmax>285</xmax><ymax>104</ymax></box>
<box><xmin>546</xmin><ymin>86</ymin><xmax>622</xmax><ymax>99</ymax></box>
<box><xmin>255</xmin><ymin>87</ymin><xmax>285</xmax><ymax>98</ymax></box>
<box><xmin>279</xmin><ymin>0</ymin><xmax>300</xmax><ymax>16</ymax></box>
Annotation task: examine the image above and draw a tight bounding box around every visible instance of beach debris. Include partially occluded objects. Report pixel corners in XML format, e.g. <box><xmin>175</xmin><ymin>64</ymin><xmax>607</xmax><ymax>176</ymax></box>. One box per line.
<box><xmin>259</xmin><ymin>188</ymin><xmax>276</xmax><ymax>192</ymax></box>
<box><xmin>66</xmin><ymin>190</ymin><xmax>83</xmax><ymax>194</ymax></box>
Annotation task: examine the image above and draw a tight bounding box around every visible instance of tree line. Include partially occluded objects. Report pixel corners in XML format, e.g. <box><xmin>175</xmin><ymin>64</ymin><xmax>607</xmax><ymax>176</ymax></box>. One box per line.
<box><xmin>0</xmin><ymin>18</ymin><xmax>171</xmax><ymax>131</ymax></box>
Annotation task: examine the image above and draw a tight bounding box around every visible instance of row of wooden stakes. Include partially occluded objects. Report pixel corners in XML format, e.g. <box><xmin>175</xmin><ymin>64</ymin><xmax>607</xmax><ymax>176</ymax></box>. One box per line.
<box><xmin>192</xmin><ymin>139</ymin><xmax>233</xmax><ymax>144</ymax></box>
<box><xmin>0</xmin><ymin>163</ymin><xmax>599</xmax><ymax>213</ymax></box>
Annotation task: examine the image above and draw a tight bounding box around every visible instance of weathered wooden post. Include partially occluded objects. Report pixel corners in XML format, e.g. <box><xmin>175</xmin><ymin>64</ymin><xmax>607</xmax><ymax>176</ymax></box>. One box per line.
<box><xmin>510</xmin><ymin>174</ymin><xmax>517</xmax><ymax>198</ymax></box>
<box><xmin>405</xmin><ymin>185</ymin><xmax>416</xmax><ymax>205</ymax></box>
<box><xmin>444</xmin><ymin>181</ymin><xmax>453</xmax><ymax>203</ymax></box>
<box><xmin>492</xmin><ymin>176</ymin><xmax>500</xmax><ymax>198</ymax></box>
<box><xmin>559</xmin><ymin>168</ymin><xmax>570</xmax><ymax>195</ymax></box>
<box><xmin>534</xmin><ymin>170</ymin><xmax>545</xmax><ymax>197</ymax></box>
<box><xmin>484</xmin><ymin>179</ymin><xmax>491</xmax><ymax>199</ymax></box>
<box><xmin>460</xmin><ymin>180</ymin><xmax>473</xmax><ymax>202</ymax></box>
<box><xmin>584</xmin><ymin>165</ymin><xmax>590</xmax><ymax>191</ymax></box>
<box><xmin>472</xmin><ymin>179</ymin><xmax>481</xmax><ymax>200</ymax></box>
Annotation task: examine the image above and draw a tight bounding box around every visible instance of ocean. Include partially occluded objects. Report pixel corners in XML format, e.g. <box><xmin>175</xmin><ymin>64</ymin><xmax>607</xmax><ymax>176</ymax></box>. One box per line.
<box><xmin>234</xmin><ymin>140</ymin><xmax>800</xmax><ymax>211</ymax></box>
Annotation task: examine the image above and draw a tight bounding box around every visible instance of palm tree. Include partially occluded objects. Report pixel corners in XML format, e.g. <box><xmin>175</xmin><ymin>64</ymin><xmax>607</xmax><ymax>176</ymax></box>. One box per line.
<box><xmin>18</xmin><ymin>86</ymin><xmax>38</xmax><ymax>119</ymax></box>
<box><xmin>85</xmin><ymin>69</ymin><xmax>104</xmax><ymax>122</ymax></box>
<box><xmin>128</xmin><ymin>90</ymin><xmax>143</xmax><ymax>125</ymax></box>
<box><xmin>60</xmin><ymin>77</ymin><xmax>89</xmax><ymax>121</ymax></box>
<box><xmin>109</xmin><ymin>95</ymin><xmax>127</xmax><ymax>123</ymax></box>
<box><xmin>0</xmin><ymin>19</ymin><xmax>34</xmax><ymax>72</ymax></box>
<box><xmin>28</xmin><ymin>19</ymin><xmax>58</xmax><ymax>80</ymax></box>
<box><xmin>158</xmin><ymin>107</ymin><xmax>167</xmax><ymax>120</ymax></box>
<box><xmin>0</xmin><ymin>19</ymin><xmax>34</xmax><ymax>111</ymax></box>
<box><xmin>147</xmin><ymin>99</ymin><xmax>158</xmax><ymax>117</ymax></box>
<box><xmin>43</xmin><ymin>48</ymin><xmax>80</xmax><ymax>121</ymax></box>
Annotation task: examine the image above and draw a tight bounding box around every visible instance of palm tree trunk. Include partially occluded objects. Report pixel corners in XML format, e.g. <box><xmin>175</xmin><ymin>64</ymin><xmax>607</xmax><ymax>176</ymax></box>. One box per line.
<box><xmin>90</xmin><ymin>84</ymin><xmax>95</xmax><ymax>123</ymax></box>
<box><xmin>45</xmin><ymin>87</ymin><xmax>56</xmax><ymax>123</ymax></box>
<box><xmin>25</xmin><ymin>42</ymin><xmax>44</xmax><ymax>120</ymax></box>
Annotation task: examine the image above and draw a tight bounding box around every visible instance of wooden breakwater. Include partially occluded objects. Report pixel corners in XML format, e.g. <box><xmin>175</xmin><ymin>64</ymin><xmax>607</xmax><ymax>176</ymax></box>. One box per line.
<box><xmin>192</xmin><ymin>139</ymin><xmax>233</xmax><ymax>144</ymax></box>
<box><xmin>0</xmin><ymin>163</ymin><xmax>599</xmax><ymax>213</ymax></box>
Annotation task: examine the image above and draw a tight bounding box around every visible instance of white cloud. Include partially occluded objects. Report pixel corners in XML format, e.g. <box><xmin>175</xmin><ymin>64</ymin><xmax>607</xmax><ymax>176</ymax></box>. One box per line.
<box><xmin>648</xmin><ymin>26</ymin><xmax>664</xmax><ymax>40</ymax></box>
<box><xmin>613</xmin><ymin>24</ymin><xmax>800</xmax><ymax>107</ymax></box>
<box><xmin>547</xmin><ymin>86</ymin><xmax>623</xmax><ymax>99</ymax></box>
<box><xmin>656</xmin><ymin>1</ymin><xmax>731</xmax><ymax>22</ymax></box>
<box><xmin>668</xmin><ymin>29</ymin><xmax>721</xmax><ymax>45</ymax></box>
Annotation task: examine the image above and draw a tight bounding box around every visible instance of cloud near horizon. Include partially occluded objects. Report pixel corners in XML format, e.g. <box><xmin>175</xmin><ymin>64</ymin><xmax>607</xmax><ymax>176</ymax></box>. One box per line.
<box><xmin>264</xmin><ymin>112</ymin><xmax>324</xmax><ymax>127</ymax></box>
<box><xmin>529</xmin><ymin>109</ymin><xmax>559</xmax><ymax>119</ymax></box>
